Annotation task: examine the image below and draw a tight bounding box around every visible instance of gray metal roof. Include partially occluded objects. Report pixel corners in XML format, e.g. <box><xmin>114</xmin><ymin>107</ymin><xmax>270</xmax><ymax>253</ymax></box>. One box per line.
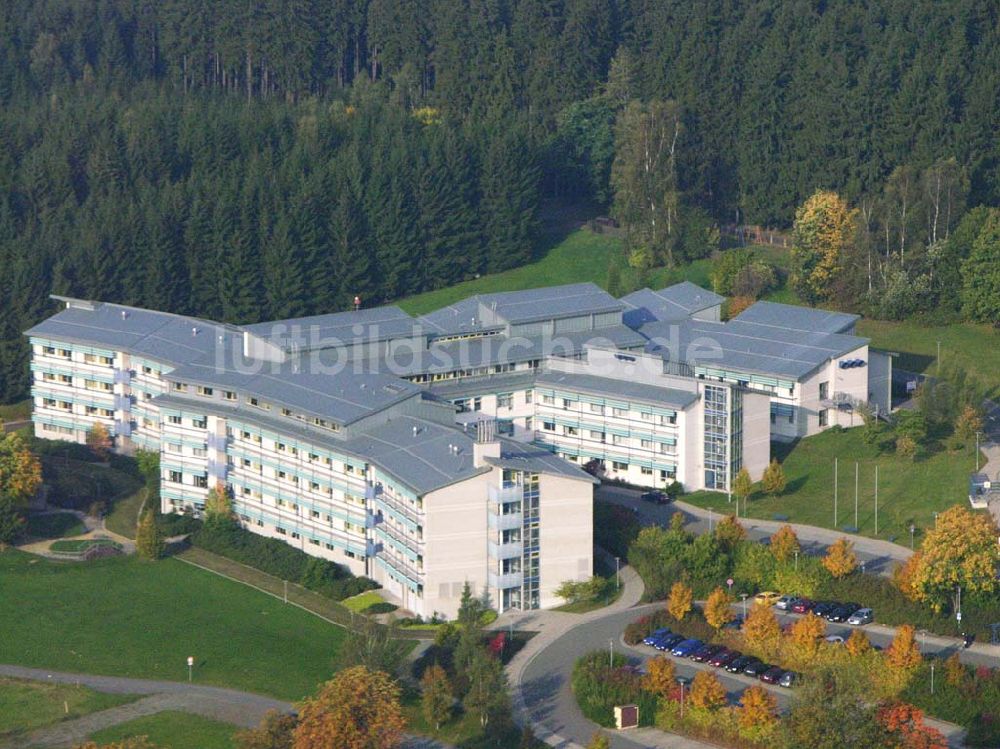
<box><xmin>417</xmin><ymin>297</ymin><xmax>500</xmax><ymax>336</ymax></box>
<box><xmin>25</xmin><ymin>300</ymin><xmax>240</xmax><ymax>368</ymax></box>
<box><xmin>164</xmin><ymin>352</ymin><xmax>420</xmax><ymax>426</ymax></box>
<box><xmin>485</xmin><ymin>442</ymin><xmax>599</xmax><ymax>484</ymax></box>
<box><xmin>243</xmin><ymin>305</ymin><xmax>418</xmax><ymax>350</ymax></box>
<box><xmin>639</xmin><ymin>318</ymin><xmax>868</xmax><ymax>380</ymax></box>
<box><xmin>535</xmin><ymin>370</ymin><xmax>699</xmax><ymax>409</ymax></box>
<box><xmin>425</xmin><ymin>371</ymin><xmax>539</xmax><ymax>400</ymax></box>
<box><xmin>621</xmin><ymin>282</ymin><xmax>724</xmax><ymax>327</ymax></box>
<box><xmin>732</xmin><ymin>300</ymin><xmax>859</xmax><ymax>334</ymax></box>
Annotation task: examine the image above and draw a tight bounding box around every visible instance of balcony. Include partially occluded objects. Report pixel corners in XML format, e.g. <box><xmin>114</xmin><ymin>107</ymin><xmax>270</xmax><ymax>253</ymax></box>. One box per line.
<box><xmin>113</xmin><ymin>394</ymin><xmax>133</xmax><ymax>411</ymax></box>
<box><xmin>487</xmin><ymin>510</ymin><xmax>522</xmax><ymax>531</ymax></box>
<box><xmin>206</xmin><ymin>432</ymin><xmax>229</xmax><ymax>451</ymax></box>
<box><xmin>488</xmin><ymin>484</ymin><xmax>523</xmax><ymax>504</ymax></box>
<box><xmin>488</xmin><ymin>540</ymin><xmax>523</xmax><ymax>560</ymax></box>
<box><xmin>207</xmin><ymin>459</ymin><xmax>227</xmax><ymax>481</ymax></box>
<box><xmin>114</xmin><ymin>369</ymin><xmax>132</xmax><ymax>385</ymax></box>
<box><xmin>488</xmin><ymin>570</ymin><xmax>523</xmax><ymax>589</ymax></box>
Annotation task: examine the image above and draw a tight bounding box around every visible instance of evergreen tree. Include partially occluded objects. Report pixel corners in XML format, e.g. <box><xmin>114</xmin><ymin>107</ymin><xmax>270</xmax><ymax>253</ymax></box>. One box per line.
<box><xmin>135</xmin><ymin>508</ymin><xmax>165</xmax><ymax>560</ymax></box>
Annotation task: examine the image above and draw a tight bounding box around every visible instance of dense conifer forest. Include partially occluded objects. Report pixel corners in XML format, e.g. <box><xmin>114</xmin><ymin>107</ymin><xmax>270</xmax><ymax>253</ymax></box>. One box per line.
<box><xmin>1</xmin><ymin>0</ymin><xmax>999</xmax><ymax>402</ymax></box>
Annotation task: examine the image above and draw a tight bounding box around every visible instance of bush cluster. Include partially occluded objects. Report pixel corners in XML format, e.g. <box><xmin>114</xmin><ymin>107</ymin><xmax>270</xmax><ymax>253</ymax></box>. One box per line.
<box><xmin>571</xmin><ymin>651</ymin><xmax>658</xmax><ymax>728</ymax></box>
<box><xmin>192</xmin><ymin>520</ymin><xmax>378</xmax><ymax>601</ymax></box>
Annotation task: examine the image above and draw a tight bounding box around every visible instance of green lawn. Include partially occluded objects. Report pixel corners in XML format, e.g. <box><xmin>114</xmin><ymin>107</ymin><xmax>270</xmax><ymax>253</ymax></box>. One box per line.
<box><xmin>858</xmin><ymin>317</ymin><xmax>1000</xmax><ymax>397</ymax></box>
<box><xmin>0</xmin><ymin>399</ymin><xmax>31</xmax><ymax>422</ymax></box>
<box><xmin>0</xmin><ymin>677</ymin><xmax>137</xmax><ymax>738</ymax></box>
<box><xmin>49</xmin><ymin>538</ymin><xmax>120</xmax><ymax>553</ymax></box>
<box><xmin>341</xmin><ymin>590</ymin><xmax>387</xmax><ymax>613</ymax></box>
<box><xmin>105</xmin><ymin>485</ymin><xmax>149</xmax><ymax>539</ymax></box>
<box><xmin>88</xmin><ymin>711</ymin><xmax>237</xmax><ymax>749</ymax></box>
<box><xmin>0</xmin><ymin>550</ymin><xmax>346</xmax><ymax>701</ymax></box>
<box><xmin>683</xmin><ymin>427</ymin><xmax>977</xmax><ymax>542</ymax></box>
<box><xmin>553</xmin><ymin>583</ymin><xmax>624</xmax><ymax>614</ymax></box>
<box><xmin>24</xmin><ymin>511</ymin><xmax>86</xmax><ymax>540</ymax></box>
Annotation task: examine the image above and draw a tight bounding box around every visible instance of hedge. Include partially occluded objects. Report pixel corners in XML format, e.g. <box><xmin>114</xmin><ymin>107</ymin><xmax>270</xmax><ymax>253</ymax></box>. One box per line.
<box><xmin>192</xmin><ymin>520</ymin><xmax>378</xmax><ymax>601</ymax></box>
<box><xmin>571</xmin><ymin>651</ymin><xmax>658</xmax><ymax>727</ymax></box>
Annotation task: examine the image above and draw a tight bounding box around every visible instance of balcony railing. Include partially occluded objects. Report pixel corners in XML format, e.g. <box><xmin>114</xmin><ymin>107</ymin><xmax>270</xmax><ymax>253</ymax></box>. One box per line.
<box><xmin>488</xmin><ymin>570</ymin><xmax>523</xmax><ymax>589</ymax></box>
<box><xmin>488</xmin><ymin>540</ymin><xmax>523</xmax><ymax>560</ymax></box>
<box><xmin>488</xmin><ymin>484</ymin><xmax>523</xmax><ymax>504</ymax></box>
<box><xmin>487</xmin><ymin>511</ymin><xmax>523</xmax><ymax>531</ymax></box>
<box><xmin>114</xmin><ymin>369</ymin><xmax>132</xmax><ymax>385</ymax></box>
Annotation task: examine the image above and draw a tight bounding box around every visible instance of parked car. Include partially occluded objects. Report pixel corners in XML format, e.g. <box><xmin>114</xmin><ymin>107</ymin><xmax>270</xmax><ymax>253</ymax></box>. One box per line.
<box><xmin>778</xmin><ymin>671</ymin><xmax>799</xmax><ymax>688</ymax></box>
<box><xmin>760</xmin><ymin>666</ymin><xmax>786</xmax><ymax>684</ymax></box>
<box><xmin>707</xmin><ymin>648</ymin><xmax>739</xmax><ymax>668</ymax></box>
<box><xmin>671</xmin><ymin>639</ymin><xmax>704</xmax><ymax>657</ymax></box>
<box><xmin>743</xmin><ymin>660</ymin><xmax>770</xmax><ymax>677</ymax></box>
<box><xmin>726</xmin><ymin>655</ymin><xmax>757</xmax><ymax>673</ymax></box>
<box><xmin>824</xmin><ymin>634</ymin><xmax>846</xmax><ymax>645</ymax></box>
<box><xmin>791</xmin><ymin>598</ymin><xmax>815</xmax><ymax>614</ymax></box>
<box><xmin>812</xmin><ymin>601</ymin><xmax>839</xmax><ymax>618</ymax></box>
<box><xmin>656</xmin><ymin>634</ymin><xmax>685</xmax><ymax>651</ymax></box>
<box><xmin>828</xmin><ymin>602</ymin><xmax>861</xmax><ymax>622</ymax></box>
<box><xmin>847</xmin><ymin>608</ymin><xmax>874</xmax><ymax>626</ymax></box>
<box><xmin>643</xmin><ymin>628</ymin><xmax>672</xmax><ymax>646</ymax></box>
<box><xmin>641</xmin><ymin>490</ymin><xmax>671</xmax><ymax>505</ymax></box>
<box><xmin>775</xmin><ymin>595</ymin><xmax>799</xmax><ymax>611</ymax></box>
<box><xmin>691</xmin><ymin>644</ymin><xmax>725</xmax><ymax>663</ymax></box>
<box><xmin>754</xmin><ymin>591</ymin><xmax>782</xmax><ymax>606</ymax></box>
<box><xmin>723</xmin><ymin>615</ymin><xmax>744</xmax><ymax>630</ymax></box>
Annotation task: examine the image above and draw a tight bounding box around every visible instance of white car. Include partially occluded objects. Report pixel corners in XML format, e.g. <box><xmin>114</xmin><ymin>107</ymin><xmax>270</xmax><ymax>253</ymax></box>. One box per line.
<box><xmin>824</xmin><ymin>634</ymin><xmax>845</xmax><ymax>645</ymax></box>
<box><xmin>775</xmin><ymin>595</ymin><xmax>799</xmax><ymax>611</ymax></box>
<box><xmin>847</xmin><ymin>608</ymin><xmax>874</xmax><ymax>625</ymax></box>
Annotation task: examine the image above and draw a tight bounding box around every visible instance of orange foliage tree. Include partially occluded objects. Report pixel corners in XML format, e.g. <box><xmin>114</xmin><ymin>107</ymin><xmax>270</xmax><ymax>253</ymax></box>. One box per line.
<box><xmin>234</xmin><ymin>710</ymin><xmax>298</xmax><ymax>749</ymax></box>
<box><xmin>893</xmin><ymin>553</ymin><xmax>922</xmax><ymax>601</ymax></box>
<box><xmin>689</xmin><ymin>670</ymin><xmax>727</xmax><ymax>711</ymax></box>
<box><xmin>845</xmin><ymin>629</ymin><xmax>873</xmax><ymax>658</ymax></box>
<box><xmin>667</xmin><ymin>581</ymin><xmax>693</xmax><ymax>621</ymax></box>
<box><xmin>293</xmin><ymin>666</ymin><xmax>405</xmax><ymax>749</ymax></box>
<box><xmin>714</xmin><ymin>514</ymin><xmax>747</xmax><ymax>552</ymax></box>
<box><xmin>788</xmin><ymin>612</ymin><xmax>827</xmax><ymax>662</ymax></box>
<box><xmin>822</xmin><ymin>538</ymin><xmax>858</xmax><ymax>578</ymax></box>
<box><xmin>642</xmin><ymin>656</ymin><xmax>676</xmax><ymax>698</ymax></box>
<box><xmin>0</xmin><ymin>432</ymin><xmax>42</xmax><ymax>503</ymax></box>
<box><xmin>876</xmin><ymin>701</ymin><xmax>948</xmax><ymax>749</ymax></box>
<box><xmin>86</xmin><ymin>422</ymin><xmax>113</xmax><ymax>461</ymax></box>
<box><xmin>738</xmin><ymin>685</ymin><xmax>778</xmax><ymax>731</ymax></box>
<box><xmin>769</xmin><ymin>525</ymin><xmax>800</xmax><ymax>564</ymax></box>
<box><xmin>741</xmin><ymin>602</ymin><xmax>783</xmax><ymax>660</ymax></box>
<box><xmin>885</xmin><ymin>625</ymin><xmax>923</xmax><ymax>671</ymax></box>
<box><xmin>704</xmin><ymin>586</ymin><xmax>735</xmax><ymax>630</ymax></box>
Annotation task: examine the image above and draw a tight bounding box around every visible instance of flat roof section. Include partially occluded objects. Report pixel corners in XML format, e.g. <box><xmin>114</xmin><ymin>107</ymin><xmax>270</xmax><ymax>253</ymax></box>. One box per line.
<box><xmin>621</xmin><ymin>282</ymin><xmax>725</xmax><ymax>327</ymax></box>
<box><xmin>243</xmin><ymin>305</ymin><xmax>418</xmax><ymax>350</ymax></box>
<box><xmin>732</xmin><ymin>300</ymin><xmax>859</xmax><ymax>334</ymax></box>
<box><xmin>535</xmin><ymin>370</ymin><xmax>699</xmax><ymax>409</ymax></box>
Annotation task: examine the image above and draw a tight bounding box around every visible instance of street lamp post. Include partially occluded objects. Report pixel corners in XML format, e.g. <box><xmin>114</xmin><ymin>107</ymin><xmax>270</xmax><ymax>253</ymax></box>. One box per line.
<box><xmin>680</xmin><ymin>681</ymin><xmax>686</xmax><ymax>718</ymax></box>
<box><xmin>910</xmin><ymin>523</ymin><xmax>916</xmax><ymax>551</ymax></box>
<box><xmin>615</xmin><ymin>556</ymin><xmax>621</xmax><ymax>590</ymax></box>
<box><xmin>794</xmin><ymin>549</ymin><xmax>799</xmax><ymax>571</ymax></box>
<box><xmin>708</xmin><ymin>508</ymin><xmax>713</xmax><ymax>533</ymax></box>
<box><xmin>740</xmin><ymin>593</ymin><xmax>748</xmax><ymax>618</ymax></box>
<box><xmin>609</xmin><ymin>638</ymin><xmax>614</xmax><ymax>668</ymax></box>
<box><xmin>956</xmin><ymin>586</ymin><xmax>962</xmax><ymax>623</ymax></box>
<box><xmin>931</xmin><ymin>663</ymin><xmax>935</xmax><ymax>695</ymax></box>
<box><xmin>977</xmin><ymin>431</ymin><xmax>981</xmax><ymax>472</ymax></box>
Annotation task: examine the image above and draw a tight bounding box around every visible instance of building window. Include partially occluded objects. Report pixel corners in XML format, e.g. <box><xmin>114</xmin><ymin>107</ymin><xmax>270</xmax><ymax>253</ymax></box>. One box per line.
<box><xmin>819</xmin><ymin>381</ymin><xmax>829</xmax><ymax>401</ymax></box>
<box><xmin>193</xmin><ymin>475</ymin><xmax>208</xmax><ymax>488</ymax></box>
<box><xmin>276</xmin><ymin>527</ymin><xmax>287</xmax><ymax>535</ymax></box>
<box><xmin>497</xmin><ymin>393</ymin><xmax>513</xmax><ymax>409</ymax></box>
<box><xmin>525</xmin><ymin>389</ymin><xmax>533</xmax><ymax>404</ymax></box>
<box><xmin>541</xmin><ymin>394</ymin><xmax>555</xmax><ymax>405</ymax></box>
<box><xmin>542</xmin><ymin>421</ymin><xmax>555</xmax><ymax>432</ymax></box>
<box><xmin>197</xmin><ymin>386</ymin><xmax>213</xmax><ymax>397</ymax></box>
<box><xmin>612</xmin><ymin>407</ymin><xmax>627</xmax><ymax>417</ymax></box>
<box><xmin>168</xmin><ymin>470</ymin><xmax>183</xmax><ymax>483</ymax></box>
<box><xmin>589</xmin><ymin>403</ymin><xmax>604</xmax><ymax>415</ymax></box>
<box><xmin>639</xmin><ymin>411</ymin><xmax>653</xmax><ymax>421</ymax></box>
<box><xmin>589</xmin><ymin>430</ymin><xmax>605</xmax><ymax>441</ymax></box>
<box><xmin>564</xmin><ymin>426</ymin><xmax>578</xmax><ymax>436</ymax></box>
<box><xmin>191</xmin><ymin>417</ymin><xmax>207</xmax><ymax>429</ymax></box>
<box><xmin>611</xmin><ymin>434</ymin><xmax>625</xmax><ymax>446</ymax></box>
<box><xmin>819</xmin><ymin>409</ymin><xmax>828</xmax><ymax>427</ymax></box>
<box><xmin>640</xmin><ymin>439</ymin><xmax>653</xmax><ymax>449</ymax></box>
<box><xmin>659</xmin><ymin>413</ymin><xmax>676</xmax><ymax>425</ymax></box>
<box><xmin>612</xmin><ymin>460</ymin><xmax>628</xmax><ymax>471</ymax></box>
<box><xmin>224</xmin><ymin>390</ymin><xmax>237</xmax><ymax>401</ymax></box>
<box><xmin>641</xmin><ymin>466</ymin><xmax>653</xmax><ymax>475</ymax></box>
<box><xmin>562</xmin><ymin>399</ymin><xmax>573</xmax><ymax>409</ymax></box>
<box><xmin>167</xmin><ymin>415</ymin><xmax>182</xmax><ymax>425</ymax></box>
<box><xmin>172</xmin><ymin>382</ymin><xmax>187</xmax><ymax>392</ymax></box>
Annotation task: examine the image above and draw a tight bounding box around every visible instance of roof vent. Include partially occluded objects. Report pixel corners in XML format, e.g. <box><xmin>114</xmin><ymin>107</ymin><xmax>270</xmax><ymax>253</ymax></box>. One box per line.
<box><xmin>191</xmin><ymin>326</ymin><xmax>199</xmax><ymax>336</ymax></box>
<box><xmin>120</xmin><ymin>310</ymin><xmax>128</xmax><ymax>320</ymax></box>
<box><xmin>412</xmin><ymin>425</ymin><xmax>420</xmax><ymax>436</ymax></box>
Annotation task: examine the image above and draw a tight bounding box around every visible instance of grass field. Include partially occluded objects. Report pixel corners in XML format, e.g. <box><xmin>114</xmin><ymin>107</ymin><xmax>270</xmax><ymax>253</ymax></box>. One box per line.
<box><xmin>0</xmin><ymin>399</ymin><xmax>31</xmax><ymax>422</ymax></box>
<box><xmin>340</xmin><ymin>590</ymin><xmax>386</xmax><ymax>613</ymax></box>
<box><xmin>0</xmin><ymin>677</ymin><xmax>137</xmax><ymax>738</ymax></box>
<box><xmin>0</xmin><ymin>551</ymin><xmax>346</xmax><ymax>700</ymax></box>
<box><xmin>858</xmin><ymin>318</ymin><xmax>1000</xmax><ymax>397</ymax></box>
<box><xmin>105</xmin><ymin>485</ymin><xmax>149</xmax><ymax>539</ymax></box>
<box><xmin>88</xmin><ymin>711</ymin><xmax>237</xmax><ymax>749</ymax></box>
<box><xmin>683</xmin><ymin>427</ymin><xmax>977</xmax><ymax>542</ymax></box>
<box><xmin>24</xmin><ymin>511</ymin><xmax>86</xmax><ymax>540</ymax></box>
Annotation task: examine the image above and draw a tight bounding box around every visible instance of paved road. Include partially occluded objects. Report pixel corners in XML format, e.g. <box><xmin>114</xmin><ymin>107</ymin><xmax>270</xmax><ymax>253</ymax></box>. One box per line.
<box><xmin>0</xmin><ymin>664</ymin><xmax>449</xmax><ymax>749</ymax></box>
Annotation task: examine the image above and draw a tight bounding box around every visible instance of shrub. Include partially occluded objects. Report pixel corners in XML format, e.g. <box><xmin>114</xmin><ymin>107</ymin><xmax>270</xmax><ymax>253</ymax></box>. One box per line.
<box><xmin>364</xmin><ymin>601</ymin><xmax>398</xmax><ymax>615</ymax></box>
<box><xmin>571</xmin><ymin>652</ymin><xmax>657</xmax><ymax>728</ymax></box>
<box><xmin>594</xmin><ymin>503</ymin><xmax>641</xmax><ymax>558</ymax></box>
<box><xmin>192</xmin><ymin>520</ymin><xmax>378</xmax><ymax>601</ymax></box>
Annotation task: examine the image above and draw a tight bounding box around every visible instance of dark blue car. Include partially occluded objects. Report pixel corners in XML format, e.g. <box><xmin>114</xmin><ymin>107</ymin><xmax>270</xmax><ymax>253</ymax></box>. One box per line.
<box><xmin>643</xmin><ymin>628</ymin><xmax>672</xmax><ymax>646</ymax></box>
<box><xmin>670</xmin><ymin>638</ymin><xmax>704</xmax><ymax>657</ymax></box>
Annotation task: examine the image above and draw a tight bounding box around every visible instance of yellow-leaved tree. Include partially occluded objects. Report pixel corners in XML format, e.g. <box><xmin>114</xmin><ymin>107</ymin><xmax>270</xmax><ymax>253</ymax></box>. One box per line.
<box><xmin>910</xmin><ymin>505</ymin><xmax>999</xmax><ymax>613</ymax></box>
<box><xmin>741</xmin><ymin>602</ymin><xmax>782</xmax><ymax>661</ymax></box>
<box><xmin>642</xmin><ymin>656</ymin><xmax>676</xmax><ymax>699</ymax></box>
<box><xmin>0</xmin><ymin>432</ymin><xmax>42</xmax><ymax>545</ymax></box>
<box><xmin>738</xmin><ymin>685</ymin><xmax>778</xmax><ymax>732</ymax></box>
<box><xmin>787</xmin><ymin>612</ymin><xmax>827</xmax><ymax>664</ymax></box>
<box><xmin>704</xmin><ymin>586</ymin><xmax>735</xmax><ymax>630</ymax></box>
<box><xmin>885</xmin><ymin>624</ymin><xmax>923</xmax><ymax>671</ymax></box>
<box><xmin>714</xmin><ymin>514</ymin><xmax>747</xmax><ymax>552</ymax></box>
<box><xmin>845</xmin><ymin>629</ymin><xmax>873</xmax><ymax>658</ymax></box>
<box><xmin>822</xmin><ymin>538</ymin><xmax>858</xmax><ymax>578</ymax></box>
<box><xmin>294</xmin><ymin>666</ymin><xmax>405</xmax><ymax>749</ymax></box>
<box><xmin>761</xmin><ymin>458</ymin><xmax>787</xmax><ymax>496</ymax></box>
<box><xmin>689</xmin><ymin>670</ymin><xmax>727</xmax><ymax>711</ymax></box>
<box><xmin>769</xmin><ymin>525</ymin><xmax>800</xmax><ymax>564</ymax></box>
<box><xmin>667</xmin><ymin>581</ymin><xmax>693</xmax><ymax>620</ymax></box>
<box><xmin>791</xmin><ymin>190</ymin><xmax>856</xmax><ymax>304</ymax></box>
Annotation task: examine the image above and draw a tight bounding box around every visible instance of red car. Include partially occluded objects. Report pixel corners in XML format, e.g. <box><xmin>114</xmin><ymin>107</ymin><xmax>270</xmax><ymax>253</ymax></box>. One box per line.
<box><xmin>707</xmin><ymin>648</ymin><xmax>740</xmax><ymax>668</ymax></box>
<box><xmin>760</xmin><ymin>666</ymin><xmax>786</xmax><ymax>684</ymax></box>
<box><xmin>790</xmin><ymin>598</ymin><xmax>815</xmax><ymax>614</ymax></box>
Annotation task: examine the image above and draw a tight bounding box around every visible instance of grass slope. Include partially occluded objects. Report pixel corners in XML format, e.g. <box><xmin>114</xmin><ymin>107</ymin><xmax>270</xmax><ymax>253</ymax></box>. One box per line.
<box><xmin>684</xmin><ymin>427</ymin><xmax>977</xmax><ymax>542</ymax></box>
<box><xmin>0</xmin><ymin>677</ymin><xmax>137</xmax><ymax>738</ymax></box>
<box><xmin>105</xmin><ymin>485</ymin><xmax>149</xmax><ymax>539</ymax></box>
<box><xmin>88</xmin><ymin>710</ymin><xmax>236</xmax><ymax>749</ymax></box>
<box><xmin>24</xmin><ymin>511</ymin><xmax>86</xmax><ymax>540</ymax></box>
<box><xmin>0</xmin><ymin>551</ymin><xmax>344</xmax><ymax>700</ymax></box>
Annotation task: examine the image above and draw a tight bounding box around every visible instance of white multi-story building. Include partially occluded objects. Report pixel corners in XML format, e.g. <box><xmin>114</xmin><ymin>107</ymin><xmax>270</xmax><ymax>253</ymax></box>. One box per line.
<box><xmin>25</xmin><ymin>281</ymin><xmax>891</xmax><ymax>616</ymax></box>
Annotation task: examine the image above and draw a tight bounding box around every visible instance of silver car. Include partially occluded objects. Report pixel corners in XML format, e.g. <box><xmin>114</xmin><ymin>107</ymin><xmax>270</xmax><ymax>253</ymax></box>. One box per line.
<box><xmin>775</xmin><ymin>595</ymin><xmax>799</xmax><ymax>611</ymax></box>
<box><xmin>847</xmin><ymin>607</ymin><xmax>873</xmax><ymax>625</ymax></box>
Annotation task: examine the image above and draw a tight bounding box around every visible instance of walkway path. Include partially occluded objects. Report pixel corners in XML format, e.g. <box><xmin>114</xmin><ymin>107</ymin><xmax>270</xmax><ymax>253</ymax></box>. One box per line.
<box><xmin>0</xmin><ymin>665</ymin><xmax>450</xmax><ymax>749</ymax></box>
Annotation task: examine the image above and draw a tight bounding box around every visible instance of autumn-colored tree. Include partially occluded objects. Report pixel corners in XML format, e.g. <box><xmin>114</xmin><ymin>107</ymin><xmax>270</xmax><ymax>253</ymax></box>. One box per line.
<box><xmin>293</xmin><ymin>666</ymin><xmax>405</xmax><ymax>749</ymax></box>
<box><xmin>726</xmin><ymin>295</ymin><xmax>754</xmax><ymax>318</ymax></box>
<box><xmin>769</xmin><ymin>524</ymin><xmax>800</xmax><ymax>563</ymax></box>
<box><xmin>761</xmin><ymin>459</ymin><xmax>787</xmax><ymax>496</ymax></box>
<box><xmin>822</xmin><ymin>538</ymin><xmax>858</xmax><ymax>578</ymax></box>
<box><xmin>134</xmin><ymin>508</ymin><xmax>164</xmax><ymax>560</ymax></box>
<box><xmin>704</xmin><ymin>587</ymin><xmax>735</xmax><ymax>630</ymax></box>
<box><xmin>791</xmin><ymin>190</ymin><xmax>856</xmax><ymax>304</ymax></box>
<box><xmin>86</xmin><ymin>422</ymin><xmax>113</xmax><ymax>461</ymax></box>
<box><xmin>943</xmin><ymin>653</ymin><xmax>965</xmax><ymax>687</ymax></box>
<box><xmin>732</xmin><ymin>467</ymin><xmax>753</xmax><ymax>510</ymax></box>
<box><xmin>714</xmin><ymin>514</ymin><xmax>747</xmax><ymax>552</ymax></box>
<box><xmin>885</xmin><ymin>625</ymin><xmax>923</xmax><ymax>671</ymax></box>
<box><xmin>896</xmin><ymin>433</ymin><xmax>918</xmax><ymax>460</ymax></box>
<box><xmin>738</xmin><ymin>685</ymin><xmax>778</xmax><ymax>731</ymax></box>
<box><xmin>642</xmin><ymin>656</ymin><xmax>676</xmax><ymax>699</ymax></box>
<box><xmin>910</xmin><ymin>505</ymin><xmax>999</xmax><ymax>613</ymax></box>
<box><xmin>788</xmin><ymin>613</ymin><xmax>827</xmax><ymax>661</ymax></box>
<box><xmin>741</xmin><ymin>602</ymin><xmax>782</xmax><ymax>660</ymax></box>
<box><xmin>954</xmin><ymin>404</ymin><xmax>984</xmax><ymax>446</ymax></box>
<box><xmin>876</xmin><ymin>701</ymin><xmax>948</xmax><ymax>749</ymax></box>
<box><xmin>420</xmin><ymin>664</ymin><xmax>453</xmax><ymax>730</ymax></box>
<box><xmin>669</xmin><ymin>511</ymin><xmax>686</xmax><ymax>533</ymax></box>
<box><xmin>892</xmin><ymin>553</ymin><xmax>922</xmax><ymax>601</ymax></box>
<box><xmin>845</xmin><ymin>629</ymin><xmax>873</xmax><ymax>658</ymax></box>
<box><xmin>586</xmin><ymin>732</ymin><xmax>610</xmax><ymax>749</ymax></box>
<box><xmin>235</xmin><ymin>710</ymin><xmax>297</xmax><ymax>749</ymax></box>
<box><xmin>0</xmin><ymin>432</ymin><xmax>42</xmax><ymax>503</ymax></box>
<box><xmin>203</xmin><ymin>482</ymin><xmax>234</xmax><ymax>527</ymax></box>
<box><xmin>667</xmin><ymin>581</ymin><xmax>693</xmax><ymax>620</ymax></box>
<box><xmin>74</xmin><ymin>741</ymin><xmax>158</xmax><ymax>749</ymax></box>
<box><xmin>689</xmin><ymin>670</ymin><xmax>727</xmax><ymax>711</ymax></box>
